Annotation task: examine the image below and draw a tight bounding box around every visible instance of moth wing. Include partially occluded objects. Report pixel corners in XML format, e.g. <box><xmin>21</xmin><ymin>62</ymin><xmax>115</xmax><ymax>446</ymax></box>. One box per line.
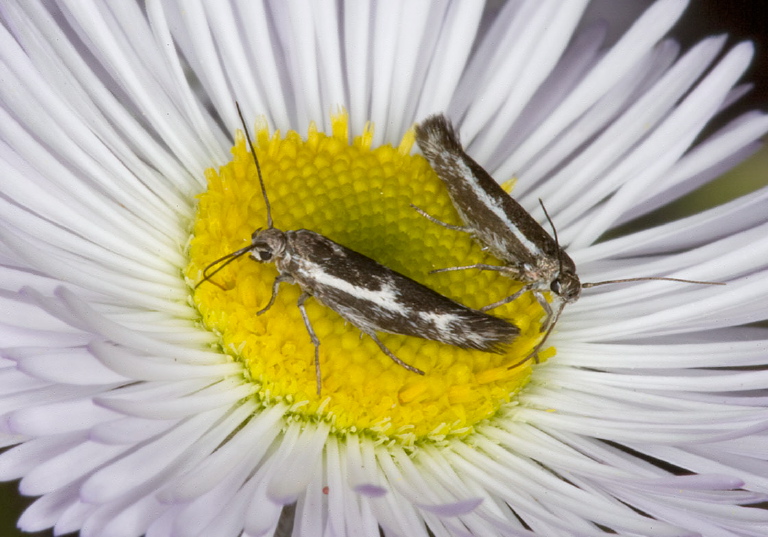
<box><xmin>285</xmin><ymin>230</ymin><xmax>518</xmax><ymax>352</ymax></box>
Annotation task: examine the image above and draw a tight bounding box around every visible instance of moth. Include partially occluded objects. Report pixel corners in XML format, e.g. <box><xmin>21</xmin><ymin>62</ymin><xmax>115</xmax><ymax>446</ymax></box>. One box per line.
<box><xmin>196</xmin><ymin>105</ymin><xmax>519</xmax><ymax>394</ymax></box>
<box><xmin>414</xmin><ymin>114</ymin><xmax>722</xmax><ymax>364</ymax></box>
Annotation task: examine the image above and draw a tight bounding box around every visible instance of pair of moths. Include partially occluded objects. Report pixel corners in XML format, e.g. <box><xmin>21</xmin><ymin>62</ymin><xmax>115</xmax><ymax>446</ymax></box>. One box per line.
<box><xmin>197</xmin><ymin>106</ymin><xmax>518</xmax><ymax>395</ymax></box>
<box><xmin>199</xmin><ymin>108</ymin><xmax>720</xmax><ymax>392</ymax></box>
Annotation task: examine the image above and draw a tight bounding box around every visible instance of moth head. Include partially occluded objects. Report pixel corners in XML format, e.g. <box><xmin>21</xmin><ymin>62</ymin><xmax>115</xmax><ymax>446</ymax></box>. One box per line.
<box><xmin>249</xmin><ymin>227</ymin><xmax>287</xmax><ymax>263</ymax></box>
<box><xmin>552</xmin><ymin>269</ymin><xmax>582</xmax><ymax>303</ymax></box>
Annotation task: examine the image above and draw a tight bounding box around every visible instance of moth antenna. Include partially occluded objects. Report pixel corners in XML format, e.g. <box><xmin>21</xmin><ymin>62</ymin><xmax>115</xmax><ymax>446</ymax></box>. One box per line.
<box><xmin>235</xmin><ymin>102</ymin><xmax>273</xmax><ymax>229</ymax></box>
<box><xmin>535</xmin><ymin>199</ymin><xmax>724</xmax><ymax>290</ymax></box>
<box><xmin>195</xmin><ymin>244</ymin><xmax>255</xmax><ymax>289</ymax></box>
<box><xmin>538</xmin><ymin>199</ymin><xmax>564</xmax><ymax>277</ymax></box>
<box><xmin>583</xmin><ymin>277</ymin><xmax>725</xmax><ymax>288</ymax></box>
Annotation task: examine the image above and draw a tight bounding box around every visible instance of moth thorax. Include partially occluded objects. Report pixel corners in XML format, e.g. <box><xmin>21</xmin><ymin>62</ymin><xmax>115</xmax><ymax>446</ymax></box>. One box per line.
<box><xmin>249</xmin><ymin>227</ymin><xmax>287</xmax><ymax>263</ymax></box>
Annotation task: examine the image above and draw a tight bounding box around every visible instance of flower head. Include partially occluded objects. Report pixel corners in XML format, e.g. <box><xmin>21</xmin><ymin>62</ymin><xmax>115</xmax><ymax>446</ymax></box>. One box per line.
<box><xmin>1</xmin><ymin>1</ymin><xmax>768</xmax><ymax>537</ymax></box>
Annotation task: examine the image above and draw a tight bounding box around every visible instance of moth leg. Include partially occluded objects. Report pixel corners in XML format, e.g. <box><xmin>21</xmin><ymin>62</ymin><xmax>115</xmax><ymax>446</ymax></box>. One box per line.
<box><xmin>479</xmin><ymin>286</ymin><xmax>528</xmax><ymax>312</ymax></box>
<box><xmin>431</xmin><ymin>263</ymin><xmax>512</xmax><ymax>275</ymax></box>
<box><xmin>516</xmin><ymin>303</ymin><xmax>566</xmax><ymax>368</ymax></box>
<box><xmin>505</xmin><ymin>353</ymin><xmax>535</xmax><ymax>370</ymax></box>
<box><xmin>257</xmin><ymin>274</ymin><xmax>292</xmax><ymax>315</ymax></box>
<box><xmin>297</xmin><ymin>292</ymin><xmax>323</xmax><ymax>395</ymax></box>
<box><xmin>367</xmin><ymin>333</ymin><xmax>425</xmax><ymax>375</ymax></box>
<box><xmin>533</xmin><ymin>291</ymin><xmax>554</xmax><ymax>331</ymax></box>
<box><xmin>410</xmin><ymin>204</ymin><xmax>471</xmax><ymax>232</ymax></box>
<box><xmin>481</xmin><ymin>287</ymin><xmax>554</xmax><ymax>333</ymax></box>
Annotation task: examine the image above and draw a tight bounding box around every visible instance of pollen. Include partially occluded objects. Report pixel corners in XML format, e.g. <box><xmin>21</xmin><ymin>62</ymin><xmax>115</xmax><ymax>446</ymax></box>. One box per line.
<box><xmin>186</xmin><ymin>112</ymin><xmax>548</xmax><ymax>443</ymax></box>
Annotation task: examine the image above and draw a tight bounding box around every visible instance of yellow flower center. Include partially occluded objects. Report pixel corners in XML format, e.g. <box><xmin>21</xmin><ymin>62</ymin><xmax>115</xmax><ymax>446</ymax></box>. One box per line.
<box><xmin>186</xmin><ymin>112</ymin><xmax>550</xmax><ymax>444</ymax></box>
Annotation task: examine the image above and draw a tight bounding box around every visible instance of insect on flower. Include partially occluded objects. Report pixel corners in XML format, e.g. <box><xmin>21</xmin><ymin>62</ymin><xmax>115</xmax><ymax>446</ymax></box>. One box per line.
<box><xmin>414</xmin><ymin>114</ymin><xmax>723</xmax><ymax>365</ymax></box>
<box><xmin>196</xmin><ymin>106</ymin><xmax>520</xmax><ymax>394</ymax></box>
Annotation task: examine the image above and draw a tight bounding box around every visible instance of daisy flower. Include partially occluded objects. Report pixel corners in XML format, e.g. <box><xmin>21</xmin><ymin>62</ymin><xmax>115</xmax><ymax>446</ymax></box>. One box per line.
<box><xmin>1</xmin><ymin>1</ymin><xmax>768</xmax><ymax>536</ymax></box>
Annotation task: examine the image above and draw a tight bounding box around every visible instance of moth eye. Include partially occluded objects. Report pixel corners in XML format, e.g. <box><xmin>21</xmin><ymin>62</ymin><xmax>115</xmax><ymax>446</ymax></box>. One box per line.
<box><xmin>550</xmin><ymin>279</ymin><xmax>562</xmax><ymax>294</ymax></box>
<box><xmin>252</xmin><ymin>248</ymin><xmax>273</xmax><ymax>262</ymax></box>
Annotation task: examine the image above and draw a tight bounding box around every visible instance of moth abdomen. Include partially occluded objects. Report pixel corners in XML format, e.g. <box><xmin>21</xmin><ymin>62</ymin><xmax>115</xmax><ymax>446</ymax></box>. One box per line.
<box><xmin>448</xmin><ymin>311</ymin><xmax>519</xmax><ymax>353</ymax></box>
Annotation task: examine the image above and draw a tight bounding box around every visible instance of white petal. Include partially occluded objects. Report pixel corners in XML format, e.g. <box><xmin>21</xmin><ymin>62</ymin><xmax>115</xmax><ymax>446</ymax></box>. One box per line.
<box><xmin>89</xmin><ymin>340</ymin><xmax>241</xmax><ymax>381</ymax></box>
<box><xmin>20</xmin><ymin>439</ymin><xmax>128</xmax><ymax>496</ymax></box>
<box><xmin>6</xmin><ymin>346</ymin><xmax>129</xmax><ymax>386</ymax></box>
<box><xmin>527</xmin><ymin>35</ymin><xmax>727</xmax><ymax>212</ymax></box>
<box><xmin>267</xmin><ymin>422</ymin><xmax>331</xmax><ymax>504</ymax></box>
<box><xmin>462</xmin><ymin>0</ymin><xmax>590</xmax><ymax>161</ymax></box>
<box><xmin>0</xmin><ymin>433</ymin><xmax>85</xmax><ymax>480</ymax></box>
<box><xmin>17</xmin><ymin>483</ymin><xmax>79</xmax><ymax>533</ymax></box>
<box><xmin>158</xmin><ymin>402</ymin><xmax>285</xmax><ymax>502</ymax></box>
<box><xmin>95</xmin><ymin>378</ymin><xmax>257</xmax><ymax>420</ymax></box>
<box><xmin>568</xmin><ymin>42</ymin><xmax>755</xmax><ymax>246</ymax></box>
<box><xmin>79</xmin><ymin>408</ymin><xmax>223</xmax><ymax>504</ymax></box>
<box><xmin>505</xmin><ymin>0</ymin><xmax>689</xmax><ymax>172</ymax></box>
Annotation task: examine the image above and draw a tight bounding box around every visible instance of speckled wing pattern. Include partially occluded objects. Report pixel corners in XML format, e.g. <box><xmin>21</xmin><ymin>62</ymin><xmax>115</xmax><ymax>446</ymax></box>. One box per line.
<box><xmin>278</xmin><ymin>229</ymin><xmax>519</xmax><ymax>352</ymax></box>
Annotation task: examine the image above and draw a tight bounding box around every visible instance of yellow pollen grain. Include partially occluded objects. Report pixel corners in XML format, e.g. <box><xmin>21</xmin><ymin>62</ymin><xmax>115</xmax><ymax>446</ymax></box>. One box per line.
<box><xmin>501</xmin><ymin>178</ymin><xmax>517</xmax><ymax>194</ymax></box>
<box><xmin>186</xmin><ymin>111</ymin><xmax>548</xmax><ymax>442</ymax></box>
